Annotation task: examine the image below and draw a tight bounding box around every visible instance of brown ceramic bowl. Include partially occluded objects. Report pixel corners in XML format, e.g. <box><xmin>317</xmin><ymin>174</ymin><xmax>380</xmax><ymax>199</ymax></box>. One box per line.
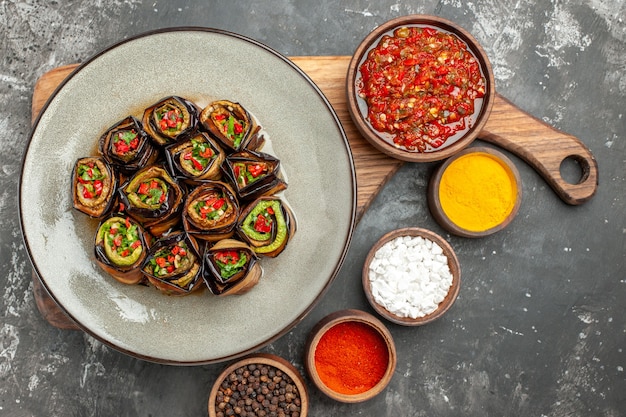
<box><xmin>208</xmin><ymin>353</ymin><xmax>309</xmax><ymax>417</ymax></box>
<box><xmin>362</xmin><ymin>227</ymin><xmax>461</xmax><ymax>326</ymax></box>
<box><xmin>428</xmin><ymin>147</ymin><xmax>522</xmax><ymax>238</ymax></box>
<box><xmin>304</xmin><ymin>309</ymin><xmax>397</xmax><ymax>403</ymax></box>
<box><xmin>346</xmin><ymin>15</ymin><xmax>495</xmax><ymax>162</ymax></box>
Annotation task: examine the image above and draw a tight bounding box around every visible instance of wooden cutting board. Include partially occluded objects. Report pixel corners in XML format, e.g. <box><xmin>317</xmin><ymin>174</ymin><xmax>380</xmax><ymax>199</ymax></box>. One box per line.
<box><xmin>29</xmin><ymin>56</ymin><xmax>598</xmax><ymax>329</ymax></box>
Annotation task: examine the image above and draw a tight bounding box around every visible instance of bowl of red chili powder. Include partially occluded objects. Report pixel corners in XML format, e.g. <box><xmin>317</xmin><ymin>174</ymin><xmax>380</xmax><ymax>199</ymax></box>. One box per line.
<box><xmin>346</xmin><ymin>15</ymin><xmax>495</xmax><ymax>162</ymax></box>
<box><xmin>304</xmin><ymin>309</ymin><xmax>397</xmax><ymax>403</ymax></box>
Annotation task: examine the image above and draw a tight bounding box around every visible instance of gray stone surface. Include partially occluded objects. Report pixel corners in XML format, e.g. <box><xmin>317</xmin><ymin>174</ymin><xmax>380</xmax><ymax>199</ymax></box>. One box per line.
<box><xmin>1</xmin><ymin>1</ymin><xmax>625</xmax><ymax>416</ymax></box>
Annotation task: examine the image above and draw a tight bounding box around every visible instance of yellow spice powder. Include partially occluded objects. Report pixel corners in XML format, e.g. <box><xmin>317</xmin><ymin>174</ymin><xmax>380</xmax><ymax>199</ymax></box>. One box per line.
<box><xmin>438</xmin><ymin>152</ymin><xmax>517</xmax><ymax>232</ymax></box>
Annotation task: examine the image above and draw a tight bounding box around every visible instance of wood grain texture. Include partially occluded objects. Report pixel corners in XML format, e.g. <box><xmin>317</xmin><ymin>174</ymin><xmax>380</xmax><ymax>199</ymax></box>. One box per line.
<box><xmin>29</xmin><ymin>56</ymin><xmax>598</xmax><ymax>330</ymax></box>
<box><xmin>480</xmin><ymin>94</ymin><xmax>598</xmax><ymax>205</ymax></box>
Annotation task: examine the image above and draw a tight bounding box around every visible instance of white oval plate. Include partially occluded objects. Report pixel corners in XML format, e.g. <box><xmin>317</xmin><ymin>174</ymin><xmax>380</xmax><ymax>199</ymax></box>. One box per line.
<box><xmin>20</xmin><ymin>28</ymin><xmax>356</xmax><ymax>365</ymax></box>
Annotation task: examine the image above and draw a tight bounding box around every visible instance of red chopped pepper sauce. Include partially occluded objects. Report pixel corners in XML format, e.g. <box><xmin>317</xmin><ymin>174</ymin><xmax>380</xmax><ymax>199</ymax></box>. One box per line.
<box><xmin>113</xmin><ymin>130</ymin><xmax>140</xmax><ymax>156</ymax></box>
<box><xmin>77</xmin><ymin>162</ymin><xmax>105</xmax><ymax>199</ymax></box>
<box><xmin>359</xmin><ymin>26</ymin><xmax>486</xmax><ymax>152</ymax></box>
<box><xmin>196</xmin><ymin>196</ymin><xmax>227</xmax><ymax>219</ymax></box>
<box><xmin>254</xmin><ymin>213</ymin><xmax>272</xmax><ymax>233</ymax></box>
<box><xmin>157</xmin><ymin>107</ymin><xmax>183</xmax><ymax>133</ymax></box>
<box><xmin>215</xmin><ymin>250</ymin><xmax>240</xmax><ymax>265</ymax></box>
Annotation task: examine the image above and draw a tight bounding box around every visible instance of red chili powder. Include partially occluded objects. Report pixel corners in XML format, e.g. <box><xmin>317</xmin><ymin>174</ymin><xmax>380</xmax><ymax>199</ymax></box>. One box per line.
<box><xmin>314</xmin><ymin>321</ymin><xmax>389</xmax><ymax>395</ymax></box>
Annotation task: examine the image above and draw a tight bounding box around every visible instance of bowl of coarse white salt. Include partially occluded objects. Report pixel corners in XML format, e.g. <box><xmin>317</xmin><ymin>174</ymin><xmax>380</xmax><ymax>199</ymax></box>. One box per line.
<box><xmin>362</xmin><ymin>227</ymin><xmax>461</xmax><ymax>326</ymax></box>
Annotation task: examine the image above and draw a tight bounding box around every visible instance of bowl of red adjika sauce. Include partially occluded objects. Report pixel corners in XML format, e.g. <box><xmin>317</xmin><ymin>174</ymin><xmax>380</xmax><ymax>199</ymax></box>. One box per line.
<box><xmin>304</xmin><ymin>309</ymin><xmax>397</xmax><ymax>403</ymax></box>
<box><xmin>347</xmin><ymin>15</ymin><xmax>495</xmax><ymax>162</ymax></box>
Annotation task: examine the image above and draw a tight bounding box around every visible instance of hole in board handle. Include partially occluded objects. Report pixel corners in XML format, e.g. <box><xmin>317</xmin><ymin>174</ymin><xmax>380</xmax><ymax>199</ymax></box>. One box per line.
<box><xmin>559</xmin><ymin>155</ymin><xmax>591</xmax><ymax>185</ymax></box>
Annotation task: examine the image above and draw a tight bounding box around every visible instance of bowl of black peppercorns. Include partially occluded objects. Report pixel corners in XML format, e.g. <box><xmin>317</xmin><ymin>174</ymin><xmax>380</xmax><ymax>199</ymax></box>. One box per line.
<box><xmin>208</xmin><ymin>353</ymin><xmax>309</xmax><ymax>417</ymax></box>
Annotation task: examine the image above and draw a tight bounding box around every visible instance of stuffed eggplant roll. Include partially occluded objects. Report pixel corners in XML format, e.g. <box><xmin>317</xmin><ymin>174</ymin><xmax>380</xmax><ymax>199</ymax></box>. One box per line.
<box><xmin>199</xmin><ymin>100</ymin><xmax>264</xmax><ymax>152</ymax></box>
<box><xmin>98</xmin><ymin>115</ymin><xmax>158</xmax><ymax>175</ymax></box>
<box><xmin>94</xmin><ymin>214</ymin><xmax>150</xmax><ymax>285</ymax></box>
<box><xmin>119</xmin><ymin>165</ymin><xmax>184</xmax><ymax>236</ymax></box>
<box><xmin>142</xmin><ymin>96</ymin><xmax>199</xmax><ymax>146</ymax></box>
<box><xmin>237</xmin><ymin>196</ymin><xmax>296</xmax><ymax>258</ymax></box>
<box><xmin>165</xmin><ymin>132</ymin><xmax>225</xmax><ymax>183</ymax></box>
<box><xmin>72</xmin><ymin>156</ymin><xmax>117</xmax><ymax>218</ymax></box>
<box><xmin>222</xmin><ymin>150</ymin><xmax>287</xmax><ymax>201</ymax></box>
<box><xmin>203</xmin><ymin>238</ymin><xmax>262</xmax><ymax>296</ymax></box>
<box><xmin>142</xmin><ymin>231</ymin><xmax>202</xmax><ymax>295</ymax></box>
<box><xmin>182</xmin><ymin>181</ymin><xmax>239</xmax><ymax>242</ymax></box>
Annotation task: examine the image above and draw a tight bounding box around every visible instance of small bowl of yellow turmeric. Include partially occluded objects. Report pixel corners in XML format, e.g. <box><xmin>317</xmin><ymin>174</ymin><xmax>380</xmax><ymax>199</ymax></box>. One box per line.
<box><xmin>428</xmin><ymin>146</ymin><xmax>522</xmax><ymax>238</ymax></box>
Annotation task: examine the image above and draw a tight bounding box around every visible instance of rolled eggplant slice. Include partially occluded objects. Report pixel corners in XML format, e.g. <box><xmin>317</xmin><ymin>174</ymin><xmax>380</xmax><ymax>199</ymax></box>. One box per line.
<box><xmin>203</xmin><ymin>238</ymin><xmax>262</xmax><ymax>296</ymax></box>
<box><xmin>119</xmin><ymin>165</ymin><xmax>184</xmax><ymax>236</ymax></box>
<box><xmin>165</xmin><ymin>132</ymin><xmax>225</xmax><ymax>183</ymax></box>
<box><xmin>199</xmin><ymin>100</ymin><xmax>264</xmax><ymax>152</ymax></box>
<box><xmin>72</xmin><ymin>156</ymin><xmax>117</xmax><ymax>218</ymax></box>
<box><xmin>142</xmin><ymin>96</ymin><xmax>199</xmax><ymax>146</ymax></box>
<box><xmin>222</xmin><ymin>150</ymin><xmax>287</xmax><ymax>201</ymax></box>
<box><xmin>142</xmin><ymin>231</ymin><xmax>203</xmax><ymax>295</ymax></box>
<box><xmin>182</xmin><ymin>181</ymin><xmax>240</xmax><ymax>242</ymax></box>
<box><xmin>94</xmin><ymin>214</ymin><xmax>151</xmax><ymax>285</ymax></box>
<box><xmin>237</xmin><ymin>196</ymin><xmax>296</xmax><ymax>258</ymax></box>
<box><xmin>98</xmin><ymin>115</ymin><xmax>158</xmax><ymax>175</ymax></box>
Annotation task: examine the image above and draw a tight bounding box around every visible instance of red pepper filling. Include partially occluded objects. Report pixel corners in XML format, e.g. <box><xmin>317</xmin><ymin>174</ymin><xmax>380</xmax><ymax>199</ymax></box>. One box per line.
<box><xmin>77</xmin><ymin>162</ymin><xmax>106</xmax><ymax>199</ymax></box>
<box><xmin>254</xmin><ymin>213</ymin><xmax>272</xmax><ymax>233</ymax></box>
<box><xmin>157</xmin><ymin>107</ymin><xmax>184</xmax><ymax>133</ymax></box>
<box><xmin>234</xmin><ymin>162</ymin><xmax>268</xmax><ymax>188</ymax></box>
<box><xmin>182</xmin><ymin>139</ymin><xmax>215</xmax><ymax>173</ymax></box>
<box><xmin>215</xmin><ymin>250</ymin><xmax>240</xmax><ymax>265</ymax></box>
<box><xmin>112</xmin><ymin>130</ymin><xmax>140</xmax><ymax>156</ymax></box>
<box><xmin>151</xmin><ymin>242</ymin><xmax>188</xmax><ymax>276</ymax></box>
<box><xmin>137</xmin><ymin>179</ymin><xmax>167</xmax><ymax>205</ymax></box>
<box><xmin>195</xmin><ymin>196</ymin><xmax>227</xmax><ymax>220</ymax></box>
<box><xmin>213</xmin><ymin>112</ymin><xmax>246</xmax><ymax>148</ymax></box>
<box><xmin>105</xmin><ymin>217</ymin><xmax>142</xmax><ymax>258</ymax></box>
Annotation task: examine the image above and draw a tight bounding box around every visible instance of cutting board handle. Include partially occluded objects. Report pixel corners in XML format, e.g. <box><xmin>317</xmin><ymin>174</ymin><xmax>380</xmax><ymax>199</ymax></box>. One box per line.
<box><xmin>480</xmin><ymin>94</ymin><xmax>598</xmax><ymax>205</ymax></box>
